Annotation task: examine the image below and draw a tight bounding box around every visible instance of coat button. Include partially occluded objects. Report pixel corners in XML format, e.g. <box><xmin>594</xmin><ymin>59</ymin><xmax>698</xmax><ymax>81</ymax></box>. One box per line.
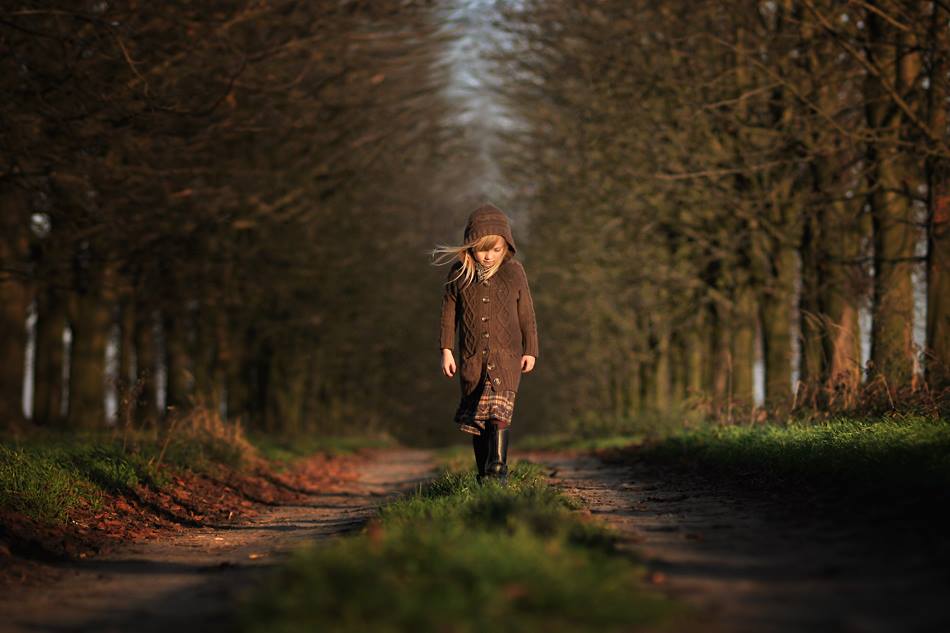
<box><xmin>493</xmin><ymin>377</ymin><xmax>501</xmax><ymax>385</ymax></box>
<box><xmin>487</xmin><ymin>364</ymin><xmax>494</xmax><ymax>370</ymax></box>
<box><xmin>481</xmin><ymin>297</ymin><xmax>489</xmax><ymax>303</ymax></box>
<box><xmin>483</xmin><ymin>332</ymin><xmax>490</xmax><ymax>338</ymax></box>
<box><xmin>481</xmin><ymin>316</ymin><xmax>488</xmax><ymax>321</ymax></box>
<box><xmin>482</xmin><ymin>349</ymin><xmax>488</xmax><ymax>355</ymax></box>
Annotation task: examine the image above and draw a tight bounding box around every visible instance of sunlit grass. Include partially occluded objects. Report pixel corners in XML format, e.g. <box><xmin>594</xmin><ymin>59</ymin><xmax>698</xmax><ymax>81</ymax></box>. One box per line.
<box><xmin>0</xmin><ymin>443</ymin><xmax>100</xmax><ymax>524</ymax></box>
<box><xmin>634</xmin><ymin>415</ymin><xmax>950</xmax><ymax>495</ymax></box>
<box><xmin>0</xmin><ymin>438</ymin><xmax>171</xmax><ymax>524</ymax></box>
<box><xmin>240</xmin><ymin>461</ymin><xmax>684</xmax><ymax>633</ymax></box>
<box><xmin>2</xmin><ymin>407</ymin><xmax>256</xmax><ymax>524</ymax></box>
<box><xmin>1</xmin><ymin>416</ymin><xmax>401</xmax><ymax>525</ymax></box>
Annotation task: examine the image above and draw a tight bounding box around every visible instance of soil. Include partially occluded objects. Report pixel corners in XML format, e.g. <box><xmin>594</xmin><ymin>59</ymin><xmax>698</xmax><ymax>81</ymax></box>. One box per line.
<box><xmin>0</xmin><ymin>447</ymin><xmax>437</xmax><ymax>633</ymax></box>
<box><xmin>523</xmin><ymin>448</ymin><xmax>950</xmax><ymax>633</ymax></box>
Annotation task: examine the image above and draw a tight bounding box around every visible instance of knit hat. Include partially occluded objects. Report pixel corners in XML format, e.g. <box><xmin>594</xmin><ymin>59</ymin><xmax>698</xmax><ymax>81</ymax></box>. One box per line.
<box><xmin>464</xmin><ymin>203</ymin><xmax>517</xmax><ymax>255</ymax></box>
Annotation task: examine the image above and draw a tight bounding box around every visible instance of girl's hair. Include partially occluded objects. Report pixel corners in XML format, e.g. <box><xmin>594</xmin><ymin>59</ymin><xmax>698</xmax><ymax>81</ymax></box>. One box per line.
<box><xmin>430</xmin><ymin>234</ymin><xmax>508</xmax><ymax>289</ymax></box>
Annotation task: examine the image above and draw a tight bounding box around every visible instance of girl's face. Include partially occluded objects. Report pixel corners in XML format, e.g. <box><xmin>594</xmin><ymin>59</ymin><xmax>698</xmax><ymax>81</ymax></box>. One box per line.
<box><xmin>472</xmin><ymin>237</ymin><xmax>505</xmax><ymax>267</ymax></box>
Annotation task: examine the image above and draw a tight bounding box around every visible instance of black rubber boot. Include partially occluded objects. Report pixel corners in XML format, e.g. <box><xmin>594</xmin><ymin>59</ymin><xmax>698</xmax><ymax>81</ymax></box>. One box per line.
<box><xmin>484</xmin><ymin>425</ymin><xmax>509</xmax><ymax>485</ymax></box>
<box><xmin>472</xmin><ymin>429</ymin><xmax>490</xmax><ymax>485</ymax></box>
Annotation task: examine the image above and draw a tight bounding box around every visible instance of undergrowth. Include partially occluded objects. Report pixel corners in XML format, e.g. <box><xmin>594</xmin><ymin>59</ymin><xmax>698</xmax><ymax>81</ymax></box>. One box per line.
<box><xmin>1</xmin><ymin>404</ymin><xmax>258</xmax><ymax>525</ymax></box>
<box><xmin>1</xmin><ymin>401</ymin><xmax>398</xmax><ymax>526</ymax></box>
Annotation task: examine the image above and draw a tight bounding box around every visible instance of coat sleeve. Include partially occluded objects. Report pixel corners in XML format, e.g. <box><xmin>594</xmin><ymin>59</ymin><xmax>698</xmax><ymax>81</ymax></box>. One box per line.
<box><xmin>439</xmin><ymin>264</ymin><xmax>460</xmax><ymax>350</ymax></box>
<box><xmin>516</xmin><ymin>263</ymin><xmax>540</xmax><ymax>358</ymax></box>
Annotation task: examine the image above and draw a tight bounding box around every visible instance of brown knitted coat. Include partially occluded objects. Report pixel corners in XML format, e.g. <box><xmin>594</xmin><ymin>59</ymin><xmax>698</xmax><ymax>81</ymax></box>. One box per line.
<box><xmin>440</xmin><ymin>204</ymin><xmax>540</xmax><ymax>396</ymax></box>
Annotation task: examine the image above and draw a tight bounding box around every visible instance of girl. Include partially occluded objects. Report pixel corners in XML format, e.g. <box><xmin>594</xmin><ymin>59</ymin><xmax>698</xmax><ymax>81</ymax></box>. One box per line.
<box><xmin>430</xmin><ymin>203</ymin><xmax>540</xmax><ymax>485</ymax></box>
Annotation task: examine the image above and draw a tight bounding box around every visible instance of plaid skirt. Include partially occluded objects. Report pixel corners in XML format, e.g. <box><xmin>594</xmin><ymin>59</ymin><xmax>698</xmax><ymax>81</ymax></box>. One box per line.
<box><xmin>454</xmin><ymin>376</ymin><xmax>517</xmax><ymax>435</ymax></box>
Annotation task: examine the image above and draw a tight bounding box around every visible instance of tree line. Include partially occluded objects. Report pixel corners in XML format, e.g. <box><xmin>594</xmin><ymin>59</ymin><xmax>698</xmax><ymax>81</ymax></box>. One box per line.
<box><xmin>489</xmin><ymin>0</ymin><xmax>948</xmax><ymax>427</ymax></box>
<box><xmin>2</xmin><ymin>1</ymin><xmax>946</xmax><ymax>443</ymax></box>
<box><xmin>0</xmin><ymin>0</ymin><xmax>474</xmax><ymax>440</ymax></box>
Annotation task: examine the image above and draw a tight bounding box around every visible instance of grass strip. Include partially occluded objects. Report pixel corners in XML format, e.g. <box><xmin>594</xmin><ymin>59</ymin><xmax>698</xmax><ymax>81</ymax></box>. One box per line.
<box><xmin>240</xmin><ymin>460</ymin><xmax>683</xmax><ymax>633</ymax></box>
<box><xmin>0</xmin><ymin>429</ymin><xmax>248</xmax><ymax>525</ymax></box>
<box><xmin>0</xmin><ymin>443</ymin><xmax>98</xmax><ymax>524</ymax></box>
<box><xmin>631</xmin><ymin>415</ymin><xmax>950</xmax><ymax>498</ymax></box>
<box><xmin>1</xmin><ymin>409</ymin><xmax>393</xmax><ymax>525</ymax></box>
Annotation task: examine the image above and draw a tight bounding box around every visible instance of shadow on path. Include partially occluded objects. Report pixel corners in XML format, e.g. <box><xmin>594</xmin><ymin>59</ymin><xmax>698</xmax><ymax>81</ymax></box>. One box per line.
<box><xmin>522</xmin><ymin>450</ymin><xmax>950</xmax><ymax>633</ymax></box>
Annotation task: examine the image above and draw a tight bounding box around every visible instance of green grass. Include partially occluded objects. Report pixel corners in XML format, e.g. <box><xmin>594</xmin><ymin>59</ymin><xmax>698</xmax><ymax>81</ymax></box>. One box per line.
<box><xmin>1</xmin><ymin>426</ymin><xmax>401</xmax><ymax>526</ymax></box>
<box><xmin>0</xmin><ymin>439</ymin><xmax>170</xmax><ymax>524</ymax></box>
<box><xmin>0</xmin><ymin>427</ymin><xmax>252</xmax><ymax>525</ymax></box>
<box><xmin>0</xmin><ymin>443</ymin><xmax>98</xmax><ymax>524</ymax></box>
<box><xmin>239</xmin><ymin>461</ymin><xmax>683</xmax><ymax>633</ymax></box>
<box><xmin>631</xmin><ymin>415</ymin><xmax>950</xmax><ymax>497</ymax></box>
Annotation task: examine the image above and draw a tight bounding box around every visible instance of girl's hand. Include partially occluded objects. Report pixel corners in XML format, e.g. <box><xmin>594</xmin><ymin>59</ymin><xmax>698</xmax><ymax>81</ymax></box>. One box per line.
<box><xmin>441</xmin><ymin>349</ymin><xmax>456</xmax><ymax>377</ymax></box>
<box><xmin>521</xmin><ymin>355</ymin><xmax>536</xmax><ymax>373</ymax></box>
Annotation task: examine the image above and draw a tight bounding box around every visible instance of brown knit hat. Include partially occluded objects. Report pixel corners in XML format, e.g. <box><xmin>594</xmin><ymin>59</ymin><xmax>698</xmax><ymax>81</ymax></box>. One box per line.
<box><xmin>464</xmin><ymin>203</ymin><xmax>517</xmax><ymax>255</ymax></box>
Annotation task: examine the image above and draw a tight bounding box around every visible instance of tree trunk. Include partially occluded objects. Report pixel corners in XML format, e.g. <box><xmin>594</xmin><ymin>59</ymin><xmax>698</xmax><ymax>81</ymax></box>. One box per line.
<box><xmin>191</xmin><ymin>302</ymin><xmax>219</xmax><ymax>410</ymax></box>
<box><xmin>685</xmin><ymin>311</ymin><xmax>706</xmax><ymax>402</ymax></box>
<box><xmin>867</xmin><ymin>149</ymin><xmax>917</xmax><ymax>387</ymax></box>
<box><xmin>132</xmin><ymin>298</ymin><xmax>157</xmax><ymax>424</ymax></box>
<box><xmin>799</xmin><ymin>155</ymin><xmax>865</xmax><ymax>402</ymax></box>
<box><xmin>625</xmin><ymin>355</ymin><xmax>642</xmax><ymax>417</ymax></box>
<box><xmin>653</xmin><ymin>324</ymin><xmax>671</xmax><ymax>413</ymax></box>
<box><xmin>796</xmin><ymin>3</ymin><xmax>864</xmax><ymax>396</ymax></box>
<box><xmin>639</xmin><ymin>352</ymin><xmax>656</xmax><ymax>414</ymax></box>
<box><xmin>758</xmin><ymin>244</ymin><xmax>796</xmax><ymax>405</ymax></box>
<box><xmin>163</xmin><ymin>310</ymin><xmax>194</xmax><ymax>415</ymax></box>
<box><xmin>118</xmin><ymin>289</ymin><xmax>136</xmax><ymax>422</ymax></box>
<box><xmin>707</xmin><ymin>301</ymin><xmax>731</xmax><ymax>401</ymax></box>
<box><xmin>226</xmin><ymin>331</ymin><xmax>251</xmax><ymax>424</ymax></box>
<box><xmin>799</xmin><ymin>203</ymin><xmax>824</xmax><ymax>386</ymax></box>
<box><xmin>266</xmin><ymin>348</ymin><xmax>308</xmax><ymax>434</ymax></box>
<box><xmin>925</xmin><ymin>3</ymin><xmax>949</xmax><ymax>387</ymax></box>
<box><xmin>864</xmin><ymin>5</ymin><xmax>921</xmax><ymax>386</ymax></box>
<box><xmin>0</xmin><ymin>209</ymin><xmax>29</xmax><ymax>428</ymax></box>
<box><xmin>33</xmin><ymin>284</ymin><xmax>66</xmax><ymax>426</ymax></box>
<box><xmin>669</xmin><ymin>332</ymin><xmax>687</xmax><ymax>410</ymax></box>
<box><xmin>818</xmin><ymin>166</ymin><xmax>864</xmax><ymax>395</ymax></box>
<box><xmin>66</xmin><ymin>282</ymin><xmax>109</xmax><ymax>428</ymax></box>
<box><xmin>927</xmin><ymin>185</ymin><xmax>950</xmax><ymax>387</ymax></box>
<box><xmin>213</xmin><ymin>307</ymin><xmax>230</xmax><ymax>419</ymax></box>
<box><xmin>731</xmin><ymin>284</ymin><xmax>756</xmax><ymax>404</ymax></box>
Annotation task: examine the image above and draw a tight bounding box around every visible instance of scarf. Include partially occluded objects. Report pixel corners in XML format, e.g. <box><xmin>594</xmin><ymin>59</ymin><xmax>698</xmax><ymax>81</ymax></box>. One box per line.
<box><xmin>475</xmin><ymin>262</ymin><xmax>491</xmax><ymax>283</ymax></box>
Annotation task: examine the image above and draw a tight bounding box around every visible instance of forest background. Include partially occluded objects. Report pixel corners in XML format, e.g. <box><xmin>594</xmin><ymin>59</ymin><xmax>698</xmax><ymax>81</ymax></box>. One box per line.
<box><xmin>1</xmin><ymin>0</ymin><xmax>947</xmax><ymax>446</ymax></box>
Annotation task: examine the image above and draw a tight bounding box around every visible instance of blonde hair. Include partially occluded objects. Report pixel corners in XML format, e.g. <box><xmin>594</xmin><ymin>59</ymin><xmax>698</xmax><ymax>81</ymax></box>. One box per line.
<box><xmin>430</xmin><ymin>234</ymin><xmax>508</xmax><ymax>290</ymax></box>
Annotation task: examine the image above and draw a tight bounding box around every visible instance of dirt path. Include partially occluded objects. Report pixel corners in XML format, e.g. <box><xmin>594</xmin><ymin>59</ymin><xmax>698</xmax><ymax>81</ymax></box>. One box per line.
<box><xmin>0</xmin><ymin>447</ymin><xmax>437</xmax><ymax>633</ymax></box>
<box><xmin>523</xmin><ymin>450</ymin><xmax>950</xmax><ymax>633</ymax></box>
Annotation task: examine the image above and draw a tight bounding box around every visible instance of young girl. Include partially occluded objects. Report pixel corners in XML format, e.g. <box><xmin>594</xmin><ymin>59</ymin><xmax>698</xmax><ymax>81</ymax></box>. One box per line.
<box><xmin>431</xmin><ymin>203</ymin><xmax>540</xmax><ymax>485</ymax></box>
